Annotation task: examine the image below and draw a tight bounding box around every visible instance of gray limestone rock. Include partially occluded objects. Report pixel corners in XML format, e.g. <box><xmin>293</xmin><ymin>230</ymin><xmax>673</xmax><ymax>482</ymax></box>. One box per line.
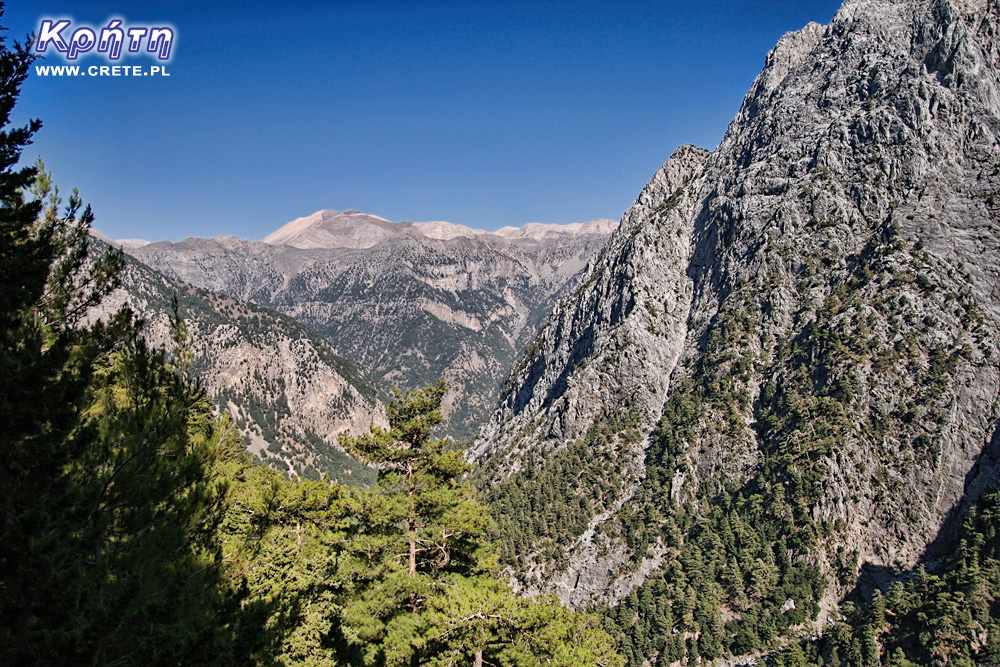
<box><xmin>475</xmin><ymin>0</ymin><xmax>1000</xmax><ymax>618</ymax></box>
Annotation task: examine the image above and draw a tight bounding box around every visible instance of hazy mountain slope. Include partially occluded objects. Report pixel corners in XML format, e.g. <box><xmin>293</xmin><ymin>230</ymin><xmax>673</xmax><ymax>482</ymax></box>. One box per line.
<box><xmin>474</xmin><ymin>0</ymin><xmax>1000</xmax><ymax>662</ymax></box>
<box><xmin>93</xmin><ymin>249</ymin><xmax>386</xmax><ymax>484</ymax></box>
<box><xmin>126</xmin><ymin>213</ymin><xmax>614</xmax><ymax>438</ymax></box>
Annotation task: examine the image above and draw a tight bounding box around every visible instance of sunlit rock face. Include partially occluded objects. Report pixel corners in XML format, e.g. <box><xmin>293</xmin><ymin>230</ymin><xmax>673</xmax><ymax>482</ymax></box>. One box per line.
<box><xmin>474</xmin><ymin>0</ymin><xmax>1000</xmax><ymax>613</ymax></box>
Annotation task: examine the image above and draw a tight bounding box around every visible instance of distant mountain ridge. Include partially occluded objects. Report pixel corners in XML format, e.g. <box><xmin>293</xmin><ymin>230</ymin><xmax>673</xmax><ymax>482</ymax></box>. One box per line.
<box><xmin>261</xmin><ymin>209</ymin><xmax>398</xmax><ymax>249</ymax></box>
<box><xmin>119</xmin><ymin>210</ymin><xmax>616</xmax><ymax>438</ymax></box>
<box><xmin>255</xmin><ymin>208</ymin><xmax>617</xmax><ymax>250</ymax></box>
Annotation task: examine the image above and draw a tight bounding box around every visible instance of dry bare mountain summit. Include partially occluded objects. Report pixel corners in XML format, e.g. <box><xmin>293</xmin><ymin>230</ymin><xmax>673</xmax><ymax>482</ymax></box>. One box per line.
<box><xmin>124</xmin><ymin>211</ymin><xmax>615</xmax><ymax>439</ymax></box>
<box><xmin>474</xmin><ymin>0</ymin><xmax>1000</xmax><ymax>650</ymax></box>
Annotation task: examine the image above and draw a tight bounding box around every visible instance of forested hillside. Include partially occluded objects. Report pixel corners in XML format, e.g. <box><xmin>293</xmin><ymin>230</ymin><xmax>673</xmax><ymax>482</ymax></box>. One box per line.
<box><xmin>91</xmin><ymin>247</ymin><xmax>385</xmax><ymax>484</ymax></box>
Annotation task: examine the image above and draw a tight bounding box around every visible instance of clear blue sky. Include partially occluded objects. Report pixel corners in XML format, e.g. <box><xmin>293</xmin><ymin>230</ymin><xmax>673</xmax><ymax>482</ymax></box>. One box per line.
<box><xmin>7</xmin><ymin>0</ymin><xmax>843</xmax><ymax>242</ymax></box>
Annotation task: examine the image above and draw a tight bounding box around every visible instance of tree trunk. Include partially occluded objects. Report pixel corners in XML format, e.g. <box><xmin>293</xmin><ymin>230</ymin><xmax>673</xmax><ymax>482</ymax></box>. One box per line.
<box><xmin>408</xmin><ymin>457</ymin><xmax>416</xmax><ymax>577</ymax></box>
<box><xmin>474</xmin><ymin>649</ymin><xmax>483</xmax><ymax>667</ymax></box>
<box><xmin>408</xmin><ymin>456</ymin><xmax>419</xmax><ymax>614</ymax></box>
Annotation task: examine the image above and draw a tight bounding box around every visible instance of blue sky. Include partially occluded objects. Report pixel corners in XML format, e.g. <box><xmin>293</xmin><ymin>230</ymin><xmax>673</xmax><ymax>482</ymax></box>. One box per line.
<box><xmin>7</xmin><ymin>1</ymin><xmax>843</xmax><ymax>242</ymax></box>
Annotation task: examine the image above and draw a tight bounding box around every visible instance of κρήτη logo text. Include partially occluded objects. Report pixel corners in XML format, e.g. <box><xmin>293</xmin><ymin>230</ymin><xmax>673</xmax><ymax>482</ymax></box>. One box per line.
<box><xmin>34</xmin><ymin>18</ymin><xmax>175</xmax><ymax>61</ymax></box>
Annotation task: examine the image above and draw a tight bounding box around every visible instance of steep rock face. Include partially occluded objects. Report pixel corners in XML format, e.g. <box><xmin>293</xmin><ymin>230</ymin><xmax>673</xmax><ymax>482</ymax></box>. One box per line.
<box><xmin>93</xmin><ymin>251</ymin><xmax>386</xmax><ymax>484</ymax></box>
<box><xmin>472</xmin><ymin>145</ymin><xmax>709</xmax><ymax>468</ymax></box>
<box><xmin>679</xmin><ymin>0</ymin><xmax>1000</xmax><ymax>570</ymax></box>
<box><xmin>476</xmin><ymin>0</ymin><xmax>1000</xmax><ymax>643</ymax></box>
<box><xmin>127</xmin><ymin>216</ymin><xmax>614</xmax><ymax>438</ymax></box>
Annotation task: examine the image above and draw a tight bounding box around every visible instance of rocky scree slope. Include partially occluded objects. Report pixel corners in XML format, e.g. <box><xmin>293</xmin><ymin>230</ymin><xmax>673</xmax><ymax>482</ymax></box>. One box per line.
<box><xmin>475</xmin><ymin>0</ymin><xmax>1000</xmax><ymax>661</ymax></box>
<box><xmin>93</xmin><ymin>248</ymin><xmax>386</xmax><ymax>484</ymax></box>
<box><xmin>125</xmin><ymin>212</ymin><xmax>614</xmax><ymax>439</ymax></box>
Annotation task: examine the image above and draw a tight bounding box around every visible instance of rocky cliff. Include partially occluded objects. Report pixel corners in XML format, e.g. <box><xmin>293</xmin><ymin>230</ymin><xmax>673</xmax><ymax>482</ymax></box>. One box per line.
<box><xmin>475</xmin><ymin>0</ymin><xmax>1000</xmax><ymax>661</ymax></box>
<box><xmin>471</xmin><ymin>145</ymin><xmax>710</xmax><ymax>468</ymax></box>
<box><xmin>124</xmin><ymin>212</ymin><xmax>614</xmax><ymax>438</ymax></box>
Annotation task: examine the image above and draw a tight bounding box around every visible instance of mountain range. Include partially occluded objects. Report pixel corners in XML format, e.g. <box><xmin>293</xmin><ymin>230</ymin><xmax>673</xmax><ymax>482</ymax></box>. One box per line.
<box><xmin>98</xmin><ymin>211</ymin><xmax>613</xmax><ymax>481</ymax></box>
<box><xmin>87</xmin><ymin>0</ymin><xmax>1000</xmax><ymax>662</ymax></box>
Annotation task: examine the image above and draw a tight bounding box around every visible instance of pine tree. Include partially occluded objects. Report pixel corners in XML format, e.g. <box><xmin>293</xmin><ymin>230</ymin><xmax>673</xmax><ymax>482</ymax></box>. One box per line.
<box><xmin>340</xmin><ymin>381</ymin><xmax>495</xmax><ymax>665</ymax></box>
<box><xmin>0</xmin><ymin>18</ymin><xmax>114</xmax><ymax>659</ymax></box>
<box><xmin>0</xmin><ymin>13</ymin><xmax>242</xmax><ymax>662</ymax></box>
<box><xmin>340</xmin><ymin>382</ymin><xmax>623</xmax><ymax>666</ymax></box>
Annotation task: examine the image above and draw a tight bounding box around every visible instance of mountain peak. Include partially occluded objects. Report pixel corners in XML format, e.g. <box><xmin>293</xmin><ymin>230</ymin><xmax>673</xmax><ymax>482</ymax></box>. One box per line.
<box><xmin>261</xmin><ymin>209</ymin><xmax>396</xmax><ymax>250</ymax></box>
<box><xmin>474</xmin><ymin>0</ymin><xmax>1000</xmax><ymax>635</ymax></box>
